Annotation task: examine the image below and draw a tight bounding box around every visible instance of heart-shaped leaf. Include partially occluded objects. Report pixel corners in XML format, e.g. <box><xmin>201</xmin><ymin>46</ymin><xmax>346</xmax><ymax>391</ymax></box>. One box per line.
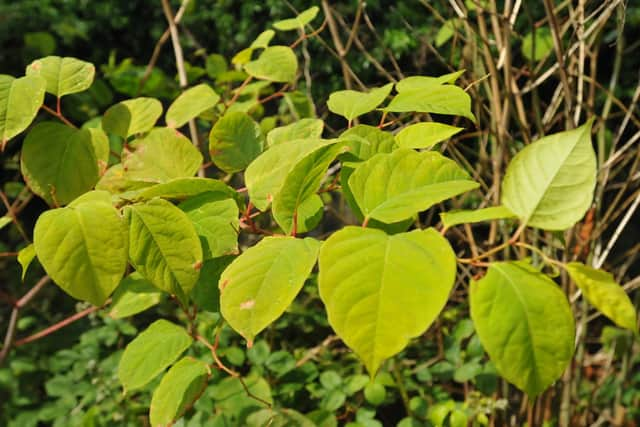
<box><xmin>209</xmin><ymin>112</ymin><xmax>264</xmax><ymax>173</ymax></box>
<box><xmin>327</xmin><ymin>83</ymin><xmax>393</xmax><ymax>122</ymax></box>
<box><xmin>25</xmin><ymin>56</ymin><xmax>95</xmax><ymax>97</ymax></box>
<box><xmin>102</xmin><ymin>97</ymin><xmax>163</xmax><ymax>139</ymax></box>
<box><xmin>244</xmin><ymin>46</ymin><xmax>298</xmax><ymax>83</ymax></box>
<box><xmin>0</xmin><ymin>74</ymin><xmax>46</xmax><ymax>148</ymax></box>
<box><xmin>266</xmin><ymin>118</ymin><xmax>324</xmax><ymax>147</ymax></box>
<box><xmin>166</xmin><ymin>83</ymin><xmax>220</xmax><ymax>128</ymax></box>
<box><xmin>384</xmin><ymin>85</ymin><xmax>475</xmax><ymax>122</ymax></box>
<box><xmin>395</xmin><ymin>122</ymin><xmax>464</xmax><ymax>150</ymax></box>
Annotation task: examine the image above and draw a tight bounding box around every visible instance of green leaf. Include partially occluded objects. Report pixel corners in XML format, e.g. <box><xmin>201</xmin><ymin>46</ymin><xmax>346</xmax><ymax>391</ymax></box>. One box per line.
<box><xmin>123</xmin><ymin>128</ymin><xmax>203</xmax><ymax>183</ymax></box>
<box><xmin>272</xmin><ymin>143</ymin><xmax>344</xmax><ymax>234</ymax></box>
<box><xmin>192</xmin><ymin>256</ymin><xmax>234</xmax><ymax>313</ymax></box>
<box><xmin>364</xmin><ymin>383</ymin><xmax>386</xmax><ymax>406</ymax></box>
<box><xmin>521</xmin><ymin>28</ymin><xmax>554</xmax><ymax>61</ymax></box>
<box><xmin>86</xmin><ymin>127</ymin><xmax>110</xmax><ymax>168</ymax></box>
<box><xmin>247</xmin><ymin>409</ymin><xmax>316</xmax><ymax>427</ymax></box>
<box><xmin>124</xmin><ymin>199</ymin><xmax>203</xmax><ymax>299</ymax></box>
<box><xmin>244</xmin><ymin>46</ymin><xmax>298</xmax><ymax>83</ymax></box>
<box><xmin>395</xmin><ymin>122</ymin><xmax>464</xmax><ymax>149</ymax></box>
<box><xmin>21</xmin><ymin>122</ymin><xmax>101</xmax><ymax>205</ymax></box>
<box><xmin>135</xmin><ymin>177</ymin><xmax>237</xmax><ymax>202</ymax></box>
<box><xmin>149</xmin><ymin>357</ymin><xmax>210</xmax><ymax>427</ymax></box>
<box><xmin>327</xmin><ymin>83</ymin><xmax>393</xmax><ymax>122</ymax></box>
<box><xmin>102</xmin><ymin>97</ymin><xmax>163</xmax><ymax>139</ymax></box>
<box><xmin>212</xmin><ymin>374</ymin><xmax>272</xmax><ymax>417</ymax></box>
<box><xmin>440</xmin><ymin>206</ymin><xmax>516</xmax><ymax>228</ymax></box>
<box><xmin>109</xmin><ymin>272</ymin><xmax>163</xmax><ymax>319</ymax></box>
<box><xmin>395</xmin><ymin>71</ymin><xmax>465</xmax><ymax>92</ymax></box>
<box><xmin>566</xmin><ymin>262</ymin><xmax>637</xmax><ymax>332</ymax></box>
<box><xmin>179</xmin><ymin>192</ymin><xmax>239</xmax><ymax>259</ymax></box>
<box><xmin>339</xmin><ymin>125</ymin><xmax>396</xmax><ymax>161</ymax></box>
<box><xmin>435</xmin><ymin>19</ymin><xmax>461</xmax><ymax>47</ymax></box>
<box><xmin>220</xmin><ymin>236</ymin><xmax>320</xmax><ymax>345</ymax></box>
<box><xmin>348</xmin><ymin>148</ymin><xmax>479</xmax><ymax>223</ymax></box>
<box><xmin>0</xmin><ymin>74</ymin><xmax>46</xmax><ymax>148</ymax></box>
<box><xmin>95</xmin><ymin>164</ymin><xmax>155</xmax><ymax>197</ymax></box>
<box><xmin>273</xmin><ymin>6</ymin><xmax>320</xmax><ymax>31</ymax></box>
<box><xmin>384</xmin><ymin>85</ymin><xmax>475</xmax><ymax>122</ymax></box>
<box><xmin>166</xmin><ymin>83</ymin><xmax>220</xmax><ymax>128</ymax></box>
<box><xmin>0</xmin><ymin>216</ymin><xmax>11</xmax><ymax>230</ymax></box>
<box><xmin>118</xmin><ymin>319</ymin><xmax>193</xmax><ymax>393</ymax></box>
<box><xmin>501</xmin><ymin>119</ymin><xmax>596</xmax><ymax>230</ymax></box>
<box><xmin>18</xmin><ymin>244</ymin><xmax>36</xmax><ymax>281</ymax></box>
<box><xmin>319</xmin><ymin>227</ymin><xmax>456</xmax><ymax>375</ymax></box>
<box><xmin>209</xmin><ymin>112</ymin><xmax>264</xmax><ymax>173</ymax></box>
<box><xmin>245</xmin><ymin>138</ymin><xmax>334</xmax><ymax>211</ymax></box>
<box><xmin>33</xmin><ymin>191</ymin><xmax>128</xmax><ymax>305</ymax></box>
<box><xmin>266</xmin><ymin>118</ymin><xmax>324</xmax><ymax>147</ymax></box>
<box><xmin>232</xmin><ymin>30</ymin><xmax>276</xmax><ymax>65</ymax></box>
<box><xmin>25</xmin><ymin>56</ymin><xmax>95</xmax><ymax>97</ymax></box>
<box><xmin>470</xmin><ymin>261</ymin><xmax>575</xmax><ymax>396</ymax></box>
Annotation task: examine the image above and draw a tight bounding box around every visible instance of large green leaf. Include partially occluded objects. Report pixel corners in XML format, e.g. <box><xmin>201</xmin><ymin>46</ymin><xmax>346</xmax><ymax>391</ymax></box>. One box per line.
<box><xmin>109</xmin><ymin>272</ymin><xmax>163</xmax><ymax>319</ymax></box>
<box><xmin>220</xmin><ymin>236</ymin><xmax>320</xmax><ymax>345</ymax></box>
<box><xmin>327</xmin><ymin>83</ymin><xmax>393</xmax><ymax>122</ymax></box>
<box><xmin>33</xmin><ymin>191</ymin><xmax>128</xmax><ymax>305</ymax></box>
<box><xmin>245</xmin><ymin>138</ymin><xmax>334</xmax><ymax>211</ymax></box>
<box><xmin>501</xmin><ymin>119</ymin><xmax>596</xmax><ymax>230</ymax></box>
<box><xmin>25</xmin><ymin>56</ymin><xmax>95</xmax><ymax>97</ymax></box>
<box><xmin>209</xmin><ymin>112</ymin><xmax>264</xmax><ymax>173</ymax></box>
<box><xmin>319</xmin><ymin>227</ymin><xmax>456</xmax><ymax>375</ymax></box>
<box><xmin>470</xmin><ymin>261</ymin><xmax>575</xmax><ymax>396</ymax></box>
<box><xmin>124</xmin><ymin>199</ymin><xmax>203</xmax><ymax>299</ymax></box>
<box><xmin>149</xmin><ymin>357</ymin><xmax>210</xmax><ymax>427</ymax></box>
<box><xmin>273</xmin><ymin>6</ymin><xmax>320</xmax><ymax>31</ymax></box>
<box><xmin>339</xmin><ymin>125</ymin><xmax>396</xmax><ymax>161</ymax></box>
<box><xmin>348</xmin><ymin>148</ymin><xmax>479</xmax><ymax>223</ymax></box>
<box><xmin>395</xmin><ymin>71</ymin><xmax>465</xmax><ymax>92</ymax></box>
<box><xmin>272</xmin><ymin>143</ymin><xmax>344</xmax><ymax>234</ymax></box>
<box><xmin>244</xmin><ymin>46</ymin><xmax>298</xmax><ymax>83</ymax></box>
<box><xmin>21</xmin><ymin>122</ymin><xmax>100</xmax><ymax>205</ymax></box>
<box><xmin>166</xmin><ymin>83</ymin><xmax>220</xmax><ymax>128</ymax></box>
<box><xmin>0</xmin><ymin>74</ymin><xmax>46</xmax><ymax>148</ymax></box>
<box><xmin>395</xmin><ymin>122</ymin><xmax>464</xmax><ymax>149</ymax></box>
<box><xmin>135</xmin><ymin>177</ymin><xmax>237</xmax><ymax>202</ymax></box>
<box><xmin>566</xmin><ymin>262</ymin><xmax>637</xmax><ymax>332</ymax></box>
<box><xmin>440</xmin><ymin>206</ymin><xmax>516</xmax><ymax>229</ymax></box>
<box><xmin>102</xmin><ymin>97</ymin><xmax>163</xmax><ymax>138</ymax></box>
<box><xmin>384</xmin><ymin>85</ymin><xmax>475</xmax><ymax>122</ymax></box>
<box><xmin>123</xmin><ymin>127</ymin><xmax>203</xmax><ymax>183</ymax></box>
<box><xmin>179</xmin><ymin>192</ymin><xmax>239</xmax><ymax>259</ymax></box>
<box><xmin>266</xmin><ymin>118</ymin><xmax>324</xmax><ymax>147</ymax></box>
<box><xmin>118</xmin><ymin>319</ymin><xmax>192</xmax><ymax>393</ymax></box>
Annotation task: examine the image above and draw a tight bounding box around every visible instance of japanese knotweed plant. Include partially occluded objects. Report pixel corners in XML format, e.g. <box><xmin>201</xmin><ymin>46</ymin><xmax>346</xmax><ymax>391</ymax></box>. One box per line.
<box><xmin>1</xmin><ymin>6</ymin><xmax>637</xmax><ymax>425</ymax></box>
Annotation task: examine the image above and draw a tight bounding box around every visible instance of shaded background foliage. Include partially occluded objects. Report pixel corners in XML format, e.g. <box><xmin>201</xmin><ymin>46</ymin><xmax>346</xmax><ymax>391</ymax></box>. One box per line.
<box><xmin>1</xmin><ymin>1</ymin><xmax>639</xmax><ymax>426</ymax></box>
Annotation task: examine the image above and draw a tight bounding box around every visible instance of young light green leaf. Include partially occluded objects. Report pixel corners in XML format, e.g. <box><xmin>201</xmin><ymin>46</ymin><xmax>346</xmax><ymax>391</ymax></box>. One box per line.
<box><xmin>25</xmin><ymin>56</ymin><xmax>95</xmax><ymax>97</ymax></box>
<box><xmin>272</xmin><ymin>143</ymin><xmax>344</xmax><ymax>234</ymax></box>
<box><xmin>124</xmin><ymin>199</ymin><xmax>203</xmax><ymax>299</ymax></box>
<box><xmin>232</xmin><ymin>30</ymin><xmax>276</xmax><ymax>65</ymax></box>
<box><xmin>34</xmin><ymin>192</ymin><xmax>128</xmax><ymax>305</ymax></box>
<box><xmin>319</xmin><ymin>227</ymin><xmax>456</xmax><ymax>375</ymax></box>
<box><xmin>179</xmin><ymin>192</ymin><xmax>239</xmax><ymax>259</ymax></box>
<box><xmin>0</xmin><ymin>216</ymin><xmax>11</xmax><ymax>231</ymax></box>
<box><xmin>435</xmin><ymin>18</ymin><xmax>461</xmax><ymax>47</ymax></box>
<box><xmin>339</xmin><ymin>124</ymin><xmax>397</xmax><ymax>161</ymax></box>
<box><xmin>109</xmin><ymin>272</ymin><xmax>163</xmax><ymax>319</ymax></box>
<box><xmin>521</xmin><ymin>28</ymin><xmax>554</xmax><ymax>61</ymax></box>
<box><xmin>273</xmin><ymin>6</ymin><xmax>320</xmax><ymax>31</ymax></box>
<box><xmin>247</xmin><ymin>409</ymin><xmax>316</xmax><ymax>427</ymax></box>
<box><xmin>18</xmin><ymin>244</ymin><xmax>36</xmax><ymax>281</ymax></box>
<box><xmin>135</xmin><ymin>177</ymin><xmax>237</xmax><ymax>202</ymax></box>
<box><xmin>440</xmin><ymin>206</ymin><xmax>516</xmax><ymax>228</ymax></box>
<box><xmin>395</xmin><ymin>122</ymin><xmax>464</xmax><ymax>149</ymax></box>
<box><xmin>501</xmin><ymin>119</ymin><xmax>596</xmax><ymax>230</ymax></box>
<box><xmin>566</xmin><ymin>262</ymin><xmax>637</xmax><ymax>332</ymax></box>
<box><xmin>102</xmin><ymin>97</ymin><xmax>163</xmax><ymax>138</ymax></box>
<box><xmin>245</xmin><ymin>138</ymin><xmax>334</xmax><ymax>211</ymax></box>
<box><xmin>166</xmin><ymin>83</ymin><xmax>220</xmax><ymax>128</ymax></box>
<box><xmin>209</xmin><ymin>112</ymin><xmax>264</xmax><ymax>173</ymax></box>
<box><xmin>118</xmin><ymin>319</ymin><xmax>192</xmax><ymax>393</ymax></box>
<box><xmin>149</xmin><ymin>357</ymin><xmax>210</xmax><ymax>427</ymax></box>
<box><xmin>395</xmin><ymin>71</ymin><xmax>465</xmax><ymax>92</ymax></box>
<box><xmin>327</xmin><ymin>83</ymin><xmax>393</xmax><ymax>122</ymax></box>
<box><xmin>244</xmin><ymin>46</ymin><xmax>298</xmax><ymax>83</ymax></box>
<box><xmin>348</xmin><ymin>148</ymin><xmax>479</xmax><ymax>223</ymax></box>
<box><xmin>123</xmin><ymin>127</ymin><xmax>203</xmax><ymax>183</ymax></box>
<box><xmin>220</xmin><ymin>236</ymin><xmax>320</xmax><ymax>345</ymax></box>
<box><xmin>0</xmin><ymin>74</ymin><xmax>46</xmax><ymax>148</ymax></box>
<box><xmin>21</xmin><ymin>122</ymin><xmax>100</xmax><ymax>206</ymax></box>
<box><xmin>266</xmin><ymin>118</ymin><xmax>324</xmax><ymax>147</ymax></box>
<box><xmin>470</xmin><ymin>261</ymin><xmax>575</xmax><ymax>397</ymax></box>
<box><xmin>384</xmin><ymin>85</ymin><xmax>476</xmax><ymax>122</ymax></box>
